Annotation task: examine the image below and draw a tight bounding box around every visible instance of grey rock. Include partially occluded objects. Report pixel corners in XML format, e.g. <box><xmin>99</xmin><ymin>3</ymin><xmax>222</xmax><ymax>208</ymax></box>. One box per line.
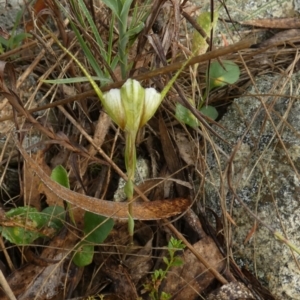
<box><xmin>0</xmin><ymin>1</ymin><xmax>24</xmax><ymax>31</ymax></box>
<box><xmin>205</xmin><ymin>72</ymin><xmax>300</xmax><ymax>299</ymax></box>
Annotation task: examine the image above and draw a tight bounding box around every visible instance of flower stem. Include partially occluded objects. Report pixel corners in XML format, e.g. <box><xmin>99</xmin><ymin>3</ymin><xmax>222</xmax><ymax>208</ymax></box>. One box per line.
<box><xmin>124</xmin><ymin>130</ymin><xmax>137</xmax><ymax>244</ymax></box>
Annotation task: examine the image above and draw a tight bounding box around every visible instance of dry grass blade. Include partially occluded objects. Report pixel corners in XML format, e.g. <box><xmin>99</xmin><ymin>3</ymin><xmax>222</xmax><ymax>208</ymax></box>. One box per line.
<box><xmin>0</xmin><ymin>270</ymin><xmax>16</xmax><ymax>300</ymax></box>
<box><xmin>240</xmin><ymin>17</ymin><xmax>300</xmax><ymax>29</ymax></box>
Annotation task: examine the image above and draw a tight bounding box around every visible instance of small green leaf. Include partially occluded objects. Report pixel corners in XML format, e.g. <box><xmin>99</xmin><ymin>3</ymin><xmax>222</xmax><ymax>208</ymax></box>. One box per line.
<box><xmin>192</xmin><ymin>11</ymin><xmax>219</xmax><ymax>56</ymax></box>
<box><xmin>73</xmin><ymin>243</ymin><xmax>94</xmax><ymax>267</ymax></box>
<box><xmin>50</xmin><ymin>165</ymin><xmax>70</xmax><ymax>189</ymax></box>
<box><xmin>50</xmin><ymin>165</ymin><xmax>77</xmax><ymax>224</ymax></box>
<box><xmin>154</xmin><ymin>269</ymin><xmax>163</xmax><ymax>280</ymax></box>
<box><xmin>0</xmin><ymin>36</ymin><xmax>8</xmax><ymax>48</ymax></box>
<box><xmin>172</xmin><ymin>256</ymin><xmax>184</xmax><ymax>267</ymax></box>
<box><xmin>163</xmin><ymin>256</ymin><xmax>169</xmax><ymax>266</ymax></box>
<box><xmin>83</xmin><ymin>212</ymin><xmax>114</xmax><ymax>244</ymax></box>
<box><xmin>208</xmin><ymin>60</ymin><xmax>240</xmax><ymax>90</ymax></box>
<box><xmin>9</xmin><ymin>33</ymin><xmax>31</xmax><ymax>48</ymax></box>
<box><xmin>5</xmin><ymin>206</ymin><xmax>36</xmax><ymax>217</ymax></box>
<box><xmin>126</xmin><ymin>22</ymin><xmax>144</xmax><ymax>37</ymax></box>
<box><xmin>42</xmin><ymin>206</ymin><xmax>65</xmax><ymax>230</ymax></box>
<box><xmin>2</xmin><ymin>207</ymin><xmax>43</xmax><ymax>244</ymax></box>
<box><xmin>6</xmin><ymin>207</ymin><xmax>44</xmax><ymax>228</ymax></box>
<box><xmin>101</xmin><ymin>0</ymin><xmax>121</xmax><ymax>17</ymax></box>
<box><xmin>200</xmin><ymin>105</ymin><xmax>218</xmax><ymax>120</ymax></box>
<box><xmin>160</xmin><ymin>291</ymin><xmax>172</xmax><ymax>300</ymax></box>
<box><xmin>175</xmin><ymin>102</ymin><xmax>199</xmax><ymax>128</ymax></box>
<box><xmin>168</xmin><ymin>237</ymin><xmax>185</xmax><ymax>250</ymax></box>
<box><xmin>1</xmin><ymin>226</ymin><xmax>40</xmax><ymax>245</ymax></box>
<box><xmin>1</xmin><ymin>206</ymin><xmax>66</xmax><ymax>245</ymax></box>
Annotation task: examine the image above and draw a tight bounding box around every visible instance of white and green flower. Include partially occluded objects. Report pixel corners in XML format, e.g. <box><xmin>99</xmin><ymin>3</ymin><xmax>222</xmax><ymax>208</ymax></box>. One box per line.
<box><xmin>103</xmin><ymin>79</ymin><xmax>162</xmax><ymax>133</ymax></box>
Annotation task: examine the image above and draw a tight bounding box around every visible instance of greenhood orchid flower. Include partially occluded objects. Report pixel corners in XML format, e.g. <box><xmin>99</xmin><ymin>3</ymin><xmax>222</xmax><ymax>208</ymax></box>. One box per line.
<box><xmin>103</xmin><ymin>79</ymin><xmax>162</xmax><ymax>133</ymax></box>
<box><xmin>103</xmin><ymin>79</ymin><xmax>162</xmax><ymax>244</ymax></box>
<box><xmin>47</xmin><ymin>31</ymin><xmax>192</xmax><ymax>247</ymax></box>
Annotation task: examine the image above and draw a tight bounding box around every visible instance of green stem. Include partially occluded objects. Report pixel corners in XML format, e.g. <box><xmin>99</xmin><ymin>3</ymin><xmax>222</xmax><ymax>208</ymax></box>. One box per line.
<box><xmin>118</xmin><ymin>0</ymin><xmax>131</xmax><ymax>79</ymax></box>
<box><xmin>124</xmin><ymin>130</ymin><xmax>137</xmax><ymax>244</ymax></box>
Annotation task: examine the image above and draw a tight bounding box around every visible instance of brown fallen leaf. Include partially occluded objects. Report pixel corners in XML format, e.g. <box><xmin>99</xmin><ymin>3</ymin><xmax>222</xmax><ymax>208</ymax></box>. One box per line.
<box><xmin>23</xmin><ymin>151</ymin><xmax>50</xmax><ymax>211</ymax></box>
<box><xmin>16</xmin><ymin>141</ymin><xmax>190</xmax><ymax>220</ymax></box>
<box><xmin>159</xmin><ymin>116</ymin><xmax>187</xmax><ymax>197</ymax></box>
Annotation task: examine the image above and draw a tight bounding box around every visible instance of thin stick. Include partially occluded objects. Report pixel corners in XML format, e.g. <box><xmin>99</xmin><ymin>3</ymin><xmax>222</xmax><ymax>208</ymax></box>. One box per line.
<box><xmin>0</xmin><ymin>270</ymin><xmax>17</xmax><ymax>300</ymax></box>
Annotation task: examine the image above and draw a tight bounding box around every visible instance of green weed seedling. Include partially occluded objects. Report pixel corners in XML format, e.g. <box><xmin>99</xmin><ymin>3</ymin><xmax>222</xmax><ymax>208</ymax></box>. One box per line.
<box><xmin>143</xmin><ymin>237</ymin><xmax>186</xmax><ymax>300</ymax></box>
<box><xmin>0</xmin><ymin>9</ymin><xmax>31</xmax><ymax>54</ymax></box>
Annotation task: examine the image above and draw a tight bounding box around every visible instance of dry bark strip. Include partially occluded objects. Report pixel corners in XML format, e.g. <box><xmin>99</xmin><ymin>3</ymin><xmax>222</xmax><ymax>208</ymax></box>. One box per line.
<box><xmin>240</xmin><ymin>17</ymin><xmax>300</xmax><ymax>29</ymax></box>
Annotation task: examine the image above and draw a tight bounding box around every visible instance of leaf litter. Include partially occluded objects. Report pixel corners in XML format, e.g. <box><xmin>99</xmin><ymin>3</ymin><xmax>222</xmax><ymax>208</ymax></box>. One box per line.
<box><xmin>0</xmin><ymin>0</ymin><xmax>299</xmax><ymax>299</ymax></box>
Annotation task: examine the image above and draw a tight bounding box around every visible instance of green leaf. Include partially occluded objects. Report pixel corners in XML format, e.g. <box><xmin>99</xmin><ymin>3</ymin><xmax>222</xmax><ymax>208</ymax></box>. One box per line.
<box><xmin>126</xmin><ymin>22</ymin><xmax>144</xmax><ymax>37</ymax></box>
<box><xmin>42</xmin><ymin>206</ymin><xmax>65</xmax><ymax>230</ymax></box>
<box><xmin>69</xmin><ymin>21</ymin><xmax>105</xmax><ymax>80</ymax></box>
<box><xmin>2</xmin><ymin>207</ymin><xmax>43</xmax><ymax>244</ymax></box>
<box><xmin>208</xmin><ymin>60</ymin><xmax>240</xmax><ymax>90</ymax></box>
<box><xmin>168</xmin><ymin>237</ymin><xmax>185</xmax><ymax>250</ymax></box>
<box><xmin>6</xmin><ymin>207</ymin><xmax>44</xmax><ymax>227</ymax></box>
<box><xmin>83</xmin><ymin>212</ymin><xmax>114</xmax><ymax>244</ymax></box>
<box><xmin>163</xmin><ymin>256</ymin><xmax>169</xmax><ymax>266</ymax></box>
<box><xmin>192</xmin><ymin>11</ymin><xmax>219</xmax><ymax>56</ymax></box>
<box><xmin>77</xmin><ymin>0</ymin><xmax>105</xmax><ymax>51</ymax></box>
<box><xmin>101</xmin><ymin>0</ymin><xmax>121</xmax><ymax>19</ymax></box>
<box><xmin>1</xmin><ymin>225</ymin><xmax>41</xmax><ymax>245</ymax></box>
<box><xmin>154</xmin><ymin>269</ymin><xmax>163</xmax><ymax>280</ymax></box>
<box><xmin>8</xmin><ymin>33</ymin><xmax>31</xmax><ymax>49</ymax></box>
<box><xmin>12</xmin><ymin>9</ymin><xmax>24</xmax><ymax>33</ymax></box>
<box><xmin>0</xmin><ymin>36</ymin><xmax>8</xmax><ymax>48</ymax></box>
<box><xmin>200</xmin><ymin>105</ymin><xmax>218</xmax><ymax>120</ymax></box>
<box><xmin>50</xmin><ymin>165</ymin><xmax>70</xmax><ymax>189</ymax></box>
<box><xmin>50</xmin><ymin>165</ymin><xmax>77</xmax><ymax>224</ymax></box>
<box><xmin>1</xmin><ymin>206</ymin><xmax>66</xmax><ymax>245</ymax></box>
<box><xmin>175</xmin><ymin>102</ymin><xmax>199</xmax><ymax>128</ymax></box>
<box><xmin>73</xmin><ymin>243</ymin><xmax>94</xmax><ymax>267</ymax></box>
<box><xmin>172</xmin><ymin>256</ymin><xmax>184</xmax><ymax>267</ymax></box>
<box><xmin>160</xmin><ymin>291</ymin><xmax>172</xmax><ymax>300</ymax></box>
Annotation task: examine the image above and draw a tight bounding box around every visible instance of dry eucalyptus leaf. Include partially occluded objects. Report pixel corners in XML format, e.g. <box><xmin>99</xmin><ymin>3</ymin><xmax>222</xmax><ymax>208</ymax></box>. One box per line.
<box><xmin>175</xmin><ymin>131</ymin><xmax>197</xmax><ymax>165</ymax></box>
